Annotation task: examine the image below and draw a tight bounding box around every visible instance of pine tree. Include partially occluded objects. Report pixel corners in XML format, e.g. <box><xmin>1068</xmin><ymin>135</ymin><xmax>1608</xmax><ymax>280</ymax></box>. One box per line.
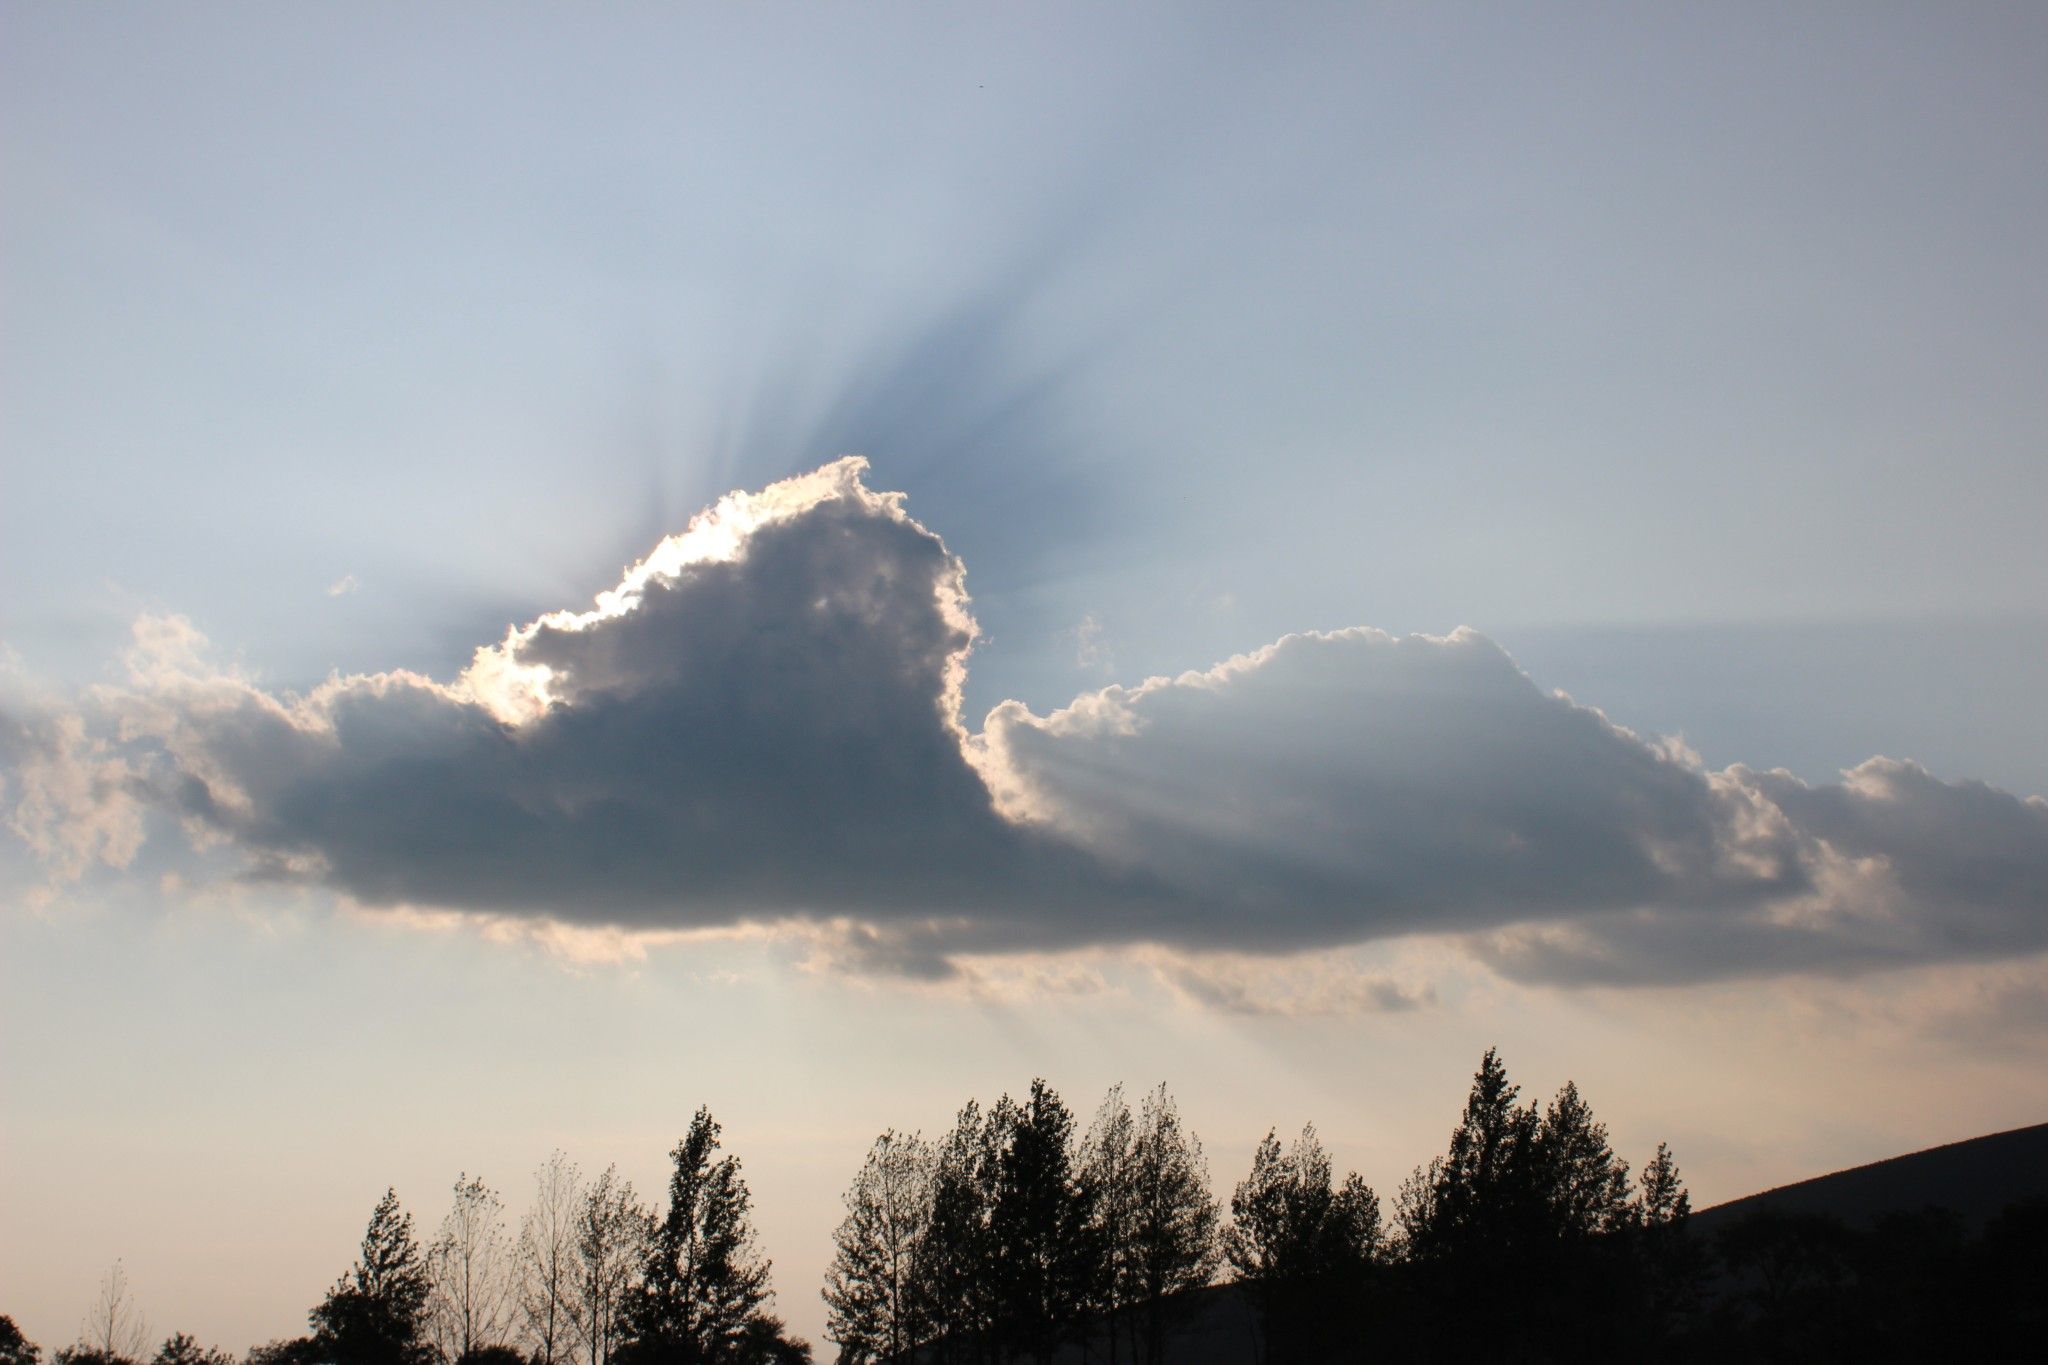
<box><xmin>1396</xmin><ymin>1050</ymin><xmax>1690</xmax><ymax>1353</ymax></box>
<box><xmin>311</xmin><ymin>1188</ymin><xmax>436</xmax><ymax>1365</ymax></box>
<box><xmin>986</xmin><ymin>1080</ymin><xmax>1103</xmax><ymax>1365</ymax></box>
<box><xmin>1638</xmin><ymin>1143</ymin><xmax>1688</xmax><ymax>1229</ymax></box>
<box><xmin>822</xmin><ymin>1129</ymin><xmax>933</xmax><ymax>1364</ymax></box>
<box><xmin>1398</xmin><ymin>1047</ymin><xmax>1543</xmax><ymax>1265</ymax></box>
<box><xmin>619</xmin><ymin>1107</ymin><xmax>776</xmax><ymax>1364</ymax></box>
<box><xmin>1632</xmin><ymin>1142</ymin><xmax>1700</xmax><ymax>1337</ymax></box>
<box><xmin>1535</xmin><ymin>1081</ymin><xmax>1634</xmax><ymax>1241</ymax></box>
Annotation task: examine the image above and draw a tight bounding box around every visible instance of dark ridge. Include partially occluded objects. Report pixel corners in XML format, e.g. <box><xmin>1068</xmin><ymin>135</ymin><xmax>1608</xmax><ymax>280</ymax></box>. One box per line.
<box><xmin>1690</xmin><ymin>1120</ymin><xmax>2048</xmax><ymax>1236</ymax></box>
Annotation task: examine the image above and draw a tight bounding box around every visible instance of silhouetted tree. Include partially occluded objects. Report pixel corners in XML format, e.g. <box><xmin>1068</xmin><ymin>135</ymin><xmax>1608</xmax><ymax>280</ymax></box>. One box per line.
<box><xmin>1123</xmin><ymin>1085</ymin><xmax>1219</xmax><ymax>1365</ymax></box>
<box><xmin>822</xmin><ymin>1129</ymin><xmax>932</xmax><ymax>1363</ymax></box>
<box><xmin>618</xmin><ymin>1107</ymin><xmax>797</xmax><ymax>1364</ymax></box>
<box><xmin>1637</xmin><ymin>1142</ymin><xmax>1689</xmax><ymax>1228</ymax></box>
<box><xmin>146</xmin><ymin>1336</ymin><xmax>230</xmax><ymax>1365</ymax></box>
<box><xmin>1630</xmin><ymin>1141</ymin><xmax>1700</xmax><ymax>1338</ymax></box>
<box><xmin>310</xmin><ymin>1188</ymin><xmax>436</xmax><ymax>1365</ymax></box>
<box><xmin>518</xmin><ymin>1153</ymin><xmax>584</xmax><ymax>1365</ymax></box>
<box><xmin>986</xmin><ymin>1081</ymin><xmax>1102</xmax><ymax>1365</ymax></box>
<box><xmin>1527</xmin><ymin>1080</ymin><xmax>1638</xmax><ymax>1343</ymax></box>
<box><xmin>571</xmin><ymin>1166</ymin><xmax>648</xmax><ymax>1365</ymax></box>
<box><xmin>1078</xmin><ymin>1088</ymin><xmax>1137</xmax><ymax>1363</ymax></box>
<box><xmin>907</xmin><ymin>1103</ymin><xmax>996</xmax><ymax>1364</ymax></box>
<box><xmin>1535</xmin><ymin>1082</ymin><xmax>1633</xmax><ymax>1239</ymax></box>
<box><xmin>1226</xmin><ymin>1125</ymin><xmax>1379</xmax><ymax>1361</ymax></box>
<box><xmin>241</xmin><ymin>1341</ymin><xmax>320</xmax><ymax>1365</ymax></box>
<box><xmin>430</xmin><ymin>1175</ymin><xmax>516</xmax><ymax>1362</ymax></box>
<box><xmin>0</xmin><ymin>1317</ymin><xmax>42</xmax><ymax>1365</ymax></box>
<box><xmin>1397</xmin><ymin>1048</ymin><xmax>1541</xmax><ymax>1268</ymax></box>
<box><xmin>76</xmin><ymin>1262</ymin><xmax>148</xmax><ymax>1365</ymax></box>
<box><xmin>732</xmin><ymin>1319</ymin><xmax>809</xmax><ymax>1365</ymax></box>
<box><xmin>453</xmin><ymin>1348</ymin><xmax>527</xmax><ymax>1365</ymax></box>
<box><xmin>1395</xmin><ymin>1049</ymin><xmax>1685</xmax><ymax>1354</ymax></box>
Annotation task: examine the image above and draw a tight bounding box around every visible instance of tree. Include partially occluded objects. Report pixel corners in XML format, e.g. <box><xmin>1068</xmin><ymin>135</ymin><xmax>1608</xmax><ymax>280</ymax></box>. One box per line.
<box><xmin>985</xmin><ymin>1080</ymin><xmax>1102</xmax><ymax>1365</ymax></box>
<box><xmin>822</xmin><ymin>1129</ymin><xmax>933</xmax><ymax>1364</ymax></box>
<box><xmin>146</xmin><ymin>1336</ymin><xmax>232</xmax><ymax>1365</ymax></box>
<box><xmin>732</xmin><ymin>1319</ymin><xmax>808</xmax><ymax>1365</ymax></box>
<box><xmin>451</xmin><ymin>1350</ymin><xmax>526</xmax><ymax>1365</ymax></box>
<box><xmin>618</xmin><ymin>1107</ymin><xmax>780</xmax><ymax>1364</ymax></box>
<box><xmin>1079</xmin><ymin>1088</ymin><xmax>1138</xmax><ymax>1364</ymax></box>
<box><xmin>311</xmin><ymin>1187</ymin><xmax>436</xmax><ymax>1365</ymax></box>
<box><xmin>1632</xmin><ymin>1140</ymin><xmax>1700</xmax><ymax>1333</ymax></box>
<box><xmin>1638</xmin><ymin>1142</ymin><xmax>1688</xmax><ymax>1231</ymax></box>
<box><xmin>429</xmin><ymin>1174</ymin><xmax>515</xmax><ymax>1362</ymax></box>
<box><xmin>906</xmin><ymin>1102</ymin><xmax>996</xmax><ymax>1364</ymax></box>
<box><xmin>518</xmin><ymin>1152</ymin><xmax>585</xmax><ymax>1365</ymax></box>
<box><xmin>1534</xmin><ymin>1081</ymin><xmax>1633</xmax><ymax>1241</ymax></box>
<box><xmin>241</xmin><ymin>1342</ymin><xmax>320</xmax><ymax>1365</ymax></box>
<box><xmin>1124</xmin><ymin>1085</ymin><xmax>1221</xmax><ymax>1365</ymax></box>
<box><xmin>572</xmin><ymin>1166</ymin><xmax>648</xmax><ymax>1365</ymax></box>
<box><xmin>76</xmin><ymin>1262</ymin><xmax>149</xmax><ymax>1365</ymax></box>
<box><xmin>0</xmin><ymin>1316</ymin><xmax>43</xmax><ymax>1365</ymax></box>
<box><xmin>1395</xmin><ymin>1049</ymin><xmax>1688</xmax><ymax>1353</ymax></box>
<box><xmin>1226</xmin><ymin>1126</ymin><xmax>1380</xmax><ymax>1362</ymax></box>
<box><xmin>1396</xmin><ymin>1047</ymin><xmax>1542</xmax><ymax>1268</ymax></box>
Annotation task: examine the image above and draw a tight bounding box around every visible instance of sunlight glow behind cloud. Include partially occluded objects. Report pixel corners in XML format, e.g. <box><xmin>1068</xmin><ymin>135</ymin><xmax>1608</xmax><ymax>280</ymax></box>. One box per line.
<box><xmin>3</xmin><ymin>462</ymin><xmax>2044</xmax><ymax>997</ymax></box>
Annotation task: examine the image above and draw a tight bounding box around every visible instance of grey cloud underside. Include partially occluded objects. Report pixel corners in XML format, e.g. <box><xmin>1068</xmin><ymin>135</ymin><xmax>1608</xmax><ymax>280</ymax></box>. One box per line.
<box><xmin>12</xmin><ymin>465</ymin><xmax>2046</xmax><ymax>984</ymax></box>
<box><xmin>154</xmin><ymin>499</ymin><xmax>1116</xmax><ymax>924</ymax></box>
<box><xmin>1479</xmin><ymin>761</ymin><xmax>2048</xmax><ymax>986</ymax></box>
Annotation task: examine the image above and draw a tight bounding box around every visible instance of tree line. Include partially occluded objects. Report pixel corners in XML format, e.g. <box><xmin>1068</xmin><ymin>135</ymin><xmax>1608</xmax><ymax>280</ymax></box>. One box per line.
<box><xmin>823</xmin><ymin>1080</ymin><xmax>1215</xmax><ymax>1365</ymax></box>
<box><xmin>820</xmin><ymin>1049</ymin><xmax>1694</xmax><ymax>1363</ymax></box>
<box><xmin>10</xmin><ymin>1049</ymin><xmax>2044</xmax><ymax>1364</ymax></box>
<box><xmin>3</xmin><ymin>1107</ymin><xmax>804</xmax><ymax>1365</ymax></box>
<box><xmin>820</xmin><ymin>1050</ymin><xmax>2046</xmax><ymax>1361</ymax></box>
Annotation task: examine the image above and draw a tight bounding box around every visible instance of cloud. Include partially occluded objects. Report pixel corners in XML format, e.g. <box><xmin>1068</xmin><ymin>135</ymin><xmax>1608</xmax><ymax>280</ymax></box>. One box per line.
<box><xmin>5</xmin><ymin>460</ymin><xmax>2045</xmax><ymax>991</ymax></box>
<box><xmin>327</xmin><ymin>574</ymin><xmax>359</xmax><ymax>598</ymax></box>
<box><xmin>1154</xmin><ymin>954</ymin><xmax>1436</xmax><ymax>1017</ymax></box>
<box><xmin>1477</xmin><ymin>760</ymin><xmax>2048</xmax><ymax>986</ymax></box>
<box><xmin>976</xmin><ymin>629</ymin><xmax>1813</xmax><ymax>949</ymax></box>
<box><xmin>1073</xmin><ymin>613</ymin><xmax>1110</xmax><ymax>670</ymax></box>
<box><xmin>0</xmin><ymin>706</ymin><xmax>147</xmax><ymax>887</ymax></box>
<box><xmin>82</xmin><ymin>461</ymin><xmax>1095</xmax><ymax>932</ymax></box>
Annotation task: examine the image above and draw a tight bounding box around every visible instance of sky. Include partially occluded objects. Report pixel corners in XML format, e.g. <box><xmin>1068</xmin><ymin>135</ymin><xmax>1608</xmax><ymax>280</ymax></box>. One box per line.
<box><xmin>3</xmin><ymin>1</ymin><xmax>2046</xmax><ymax>1352</ymax></box>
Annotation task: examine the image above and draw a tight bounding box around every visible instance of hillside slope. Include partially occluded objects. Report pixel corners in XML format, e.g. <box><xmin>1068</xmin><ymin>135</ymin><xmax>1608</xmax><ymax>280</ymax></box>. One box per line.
<box><xmin>1690</xmin><ymin>1120</ymin><xmax>2048</xmax><ymax>1236</ymax></box>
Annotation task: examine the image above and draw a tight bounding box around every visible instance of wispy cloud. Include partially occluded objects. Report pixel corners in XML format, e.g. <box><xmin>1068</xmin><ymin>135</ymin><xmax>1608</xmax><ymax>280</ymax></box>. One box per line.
<box><xmin>1072</xmin><ymin>613</ymin><xmax>1110</xmax><ymax>671</ymax></box>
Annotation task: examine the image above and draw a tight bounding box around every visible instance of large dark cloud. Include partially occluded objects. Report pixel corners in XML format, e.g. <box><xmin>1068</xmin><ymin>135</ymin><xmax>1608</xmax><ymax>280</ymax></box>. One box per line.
<box><xmin>5</xmin><ymin>461</ymin><xmax>2044</xmax><ymax>984</ymax></box>
<box><xmin>81</xmin><ymin>463</ymin><xmax>1109</xmax><ymax>928</ymax></box>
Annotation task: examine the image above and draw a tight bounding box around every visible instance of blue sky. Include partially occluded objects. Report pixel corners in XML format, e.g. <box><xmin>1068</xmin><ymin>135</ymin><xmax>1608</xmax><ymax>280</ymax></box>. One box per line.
<box><xmin>4</xmin><ymin>2</ymin><xmax>2046</xmax><ymax>1352</ymax></box>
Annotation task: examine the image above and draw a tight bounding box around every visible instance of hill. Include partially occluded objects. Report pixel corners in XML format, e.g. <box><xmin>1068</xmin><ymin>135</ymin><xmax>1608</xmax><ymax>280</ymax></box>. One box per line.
<box><xmin>1689</xmin><ymin>1119</ymin><xmax>2048</xmax><ymax>1236</ymax></box>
